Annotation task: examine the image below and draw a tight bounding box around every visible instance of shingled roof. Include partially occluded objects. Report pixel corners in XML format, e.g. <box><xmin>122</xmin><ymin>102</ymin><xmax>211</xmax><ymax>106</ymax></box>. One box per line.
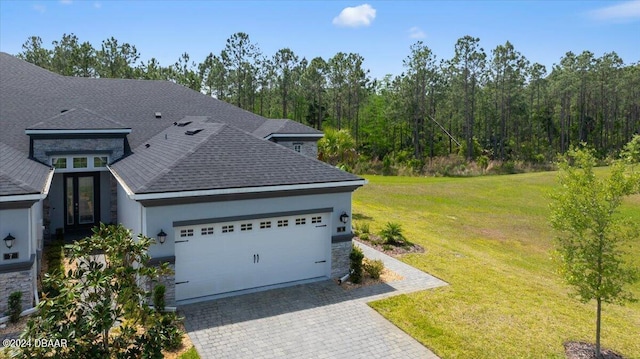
<box><xmin>0</xmin><ymin>53</ymin><xmax>363</xmax><ymax>197</ymax></box>
<box><xmin>252</xmin><ymin>119</ymin><xmax>323</xmax><ymax>139</ymax></box>
<box><xmin>0</xmin><ymin>143</ymin><xmax>53</xmax><ymax>197</ymax></box>
<box><xmin>27</xmin><ymin>108</ymin><xmax>129</xmax><ymax>130</ymax></box>
<box><xmin>111</xmin><ymin>117</ymin><xmax>359</xmax><ymax>194</ymax></box>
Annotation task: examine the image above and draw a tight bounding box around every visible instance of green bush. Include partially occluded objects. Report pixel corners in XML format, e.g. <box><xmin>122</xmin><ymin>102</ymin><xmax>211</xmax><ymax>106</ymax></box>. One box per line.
<box><xmin>7</xmin><ymin>291</ymin><xmax>22</xmax><ymax>323</ymax></box>
<box><xmin>42</xmin><ymin>240</ymin><xmax>65</xmax><ymax>298</ymax></box>
<box><xmin>153</xmin><ymin>284</ymin><xmax>166</xmax><ymax>312</ymax></box>
<box><xmin>349</xmin><ymin>245</ymin><xmax>364</xmax><ymax>284</ymax></box>
<box><xmin>379</xmin><ymin>222</ymin><xmax>407</xmax><ymax>246</ymax></box>
<box><xmin>363</xmin><ymin>259</ymin><xmax>384</xmax><ymax>279</ymax></box>
<box><xmin>159</xmin><ymin>312</ymin><xmax>184</xmax><ymax>351</ymax></box>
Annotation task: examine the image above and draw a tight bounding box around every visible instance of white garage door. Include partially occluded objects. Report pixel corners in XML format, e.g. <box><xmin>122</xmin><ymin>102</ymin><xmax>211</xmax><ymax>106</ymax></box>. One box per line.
<box><xmin>174</xmin><ymin>212</ymin><xmax>330</xmax><ymax>301</ymax></box>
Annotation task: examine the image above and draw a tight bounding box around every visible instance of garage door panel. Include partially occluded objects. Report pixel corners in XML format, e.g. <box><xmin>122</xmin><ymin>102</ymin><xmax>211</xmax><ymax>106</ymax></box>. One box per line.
<box><xmin>175</xmin><ymin>213</ymin><xmax>331</xmax><ymax>301</ymax></box>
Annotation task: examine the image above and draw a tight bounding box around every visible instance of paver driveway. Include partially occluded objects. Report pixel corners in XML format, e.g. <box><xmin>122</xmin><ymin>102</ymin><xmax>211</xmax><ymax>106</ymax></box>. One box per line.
<box><xmin>181</xmin><ymin>243</ymin><xmax>448</xmax><ymax>359</ymax></box>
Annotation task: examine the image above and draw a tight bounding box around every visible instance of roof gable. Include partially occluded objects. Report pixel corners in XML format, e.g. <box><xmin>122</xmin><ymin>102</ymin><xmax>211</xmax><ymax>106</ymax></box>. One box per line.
<box><xmin>27</xmin><ymin>107</ymin><xmax>129</xmax><ymax>130</ymax></box>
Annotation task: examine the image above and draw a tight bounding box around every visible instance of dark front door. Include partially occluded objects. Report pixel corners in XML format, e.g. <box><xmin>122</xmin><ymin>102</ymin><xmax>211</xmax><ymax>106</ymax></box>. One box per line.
<box><xmin>64</xmin><ymin>173</ymin><xmax>100</xmax><ymax>232</ymax></box>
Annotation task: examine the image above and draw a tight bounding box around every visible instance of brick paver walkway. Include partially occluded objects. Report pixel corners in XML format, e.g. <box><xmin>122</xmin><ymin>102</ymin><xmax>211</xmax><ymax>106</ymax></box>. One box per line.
<box><xmin>181</xmin><ymin>241</ymin><xmax>448</xmax><ymax>358</ymax></box>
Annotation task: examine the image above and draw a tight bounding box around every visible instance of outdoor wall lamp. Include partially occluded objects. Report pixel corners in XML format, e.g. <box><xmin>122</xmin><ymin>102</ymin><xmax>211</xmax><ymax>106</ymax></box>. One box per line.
<box><xmin>3</xmin><ymin>233</ymin><xmax>15</xmax><ymax>249</ymax></box>
<box><xmin>339</xmin><ymin>212</ymin><xmax>350</xmax><ymax>224</ymax></box>
<box><xmin>157</xmin><ymin>229</ymin><xmax>167</xmax><ymax>244</ymax></box>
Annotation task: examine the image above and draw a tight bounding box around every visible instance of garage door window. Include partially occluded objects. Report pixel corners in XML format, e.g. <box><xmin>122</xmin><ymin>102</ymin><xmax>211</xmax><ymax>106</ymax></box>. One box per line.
<box><xmin>260</xmin><ymin>221</ymin><xmax>272</xmax><ymax>229</ymax></box>
<box><xmin>277</xmin><ymin>219</ymin><xmax>289</xmax><ymax>227</ymax></box>
<box><xmin>180</xmin><ymin>229</ymin><xmax>194</xmax><ymax>237</ymax></box>
<box><xmin>241</xmin><ymin>223</ymin><xmax>253</xmax><ymax>231</ymax></box>
<box><xmin>295</xmin><ymin>218</ymin><xmax>306</xmax><ymax>225</ymax></box>
<box><xmin>201</xmin><ymin>227</ymin><xmax>214</xmax><ymax>235</ymax></box>
<box><xmin>311</xmin><ymin>216</ymin><xmax>322</xmax><ymax>224</ymax></box>
<box><xmin>222</xmin><ymin>225</ymin><xmax>234</xmax><ymax>233</ymax></box>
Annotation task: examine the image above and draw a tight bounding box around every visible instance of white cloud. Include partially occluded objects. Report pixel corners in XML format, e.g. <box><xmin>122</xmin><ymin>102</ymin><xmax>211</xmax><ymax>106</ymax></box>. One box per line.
<box><xmin>332</xmin><ymin>4</ymin><xmax>376</xmax><ymax>27</ymax></box>
<box><xmin>94</xmin><ymin>1</ymin><xmax>102</xmax><ymax>9</ymax></box>
<box><xmin>32</xmin><ymin>4</ymin><xmax>46</xmax><ymax>13</ymax></box>
<box><xmin>588</xmin><ymin>0</ymin><xmax>640</xmax><ymax>22</ymax></box>
<box><xmin>408</xmin><ymin>26</ymin><xmax>426</xmax><ymax>39</ymax></box>
<box><xmin>59</xmin><ymin>0</ymin><xmax>73</xmax><ymax>4</ymax></box>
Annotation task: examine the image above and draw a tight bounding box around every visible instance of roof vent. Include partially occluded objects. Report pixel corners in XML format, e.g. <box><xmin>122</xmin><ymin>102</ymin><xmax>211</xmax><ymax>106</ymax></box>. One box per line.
<box><xmin>155</xmin><ymin>112</ymin><xmax>162</xmax><ymax>118</ymax></box>
<box><xmin>61</xmin><ymin>109</ymin><xmax>69</xmax><ymax>113</ymax></box>
<box><xmin>176</xmin><ymin>121</ymin><xmax>192</xmax><ymax>127</ymax></box>
<box><xmin>185</xmin><ymin>128</ymin><xmax>204</xmax><ymax>136</ymax></box>
<box><xmin>145</xmin><ymin>143</ymin><xmax>150</xmax><ymax>148</ymax></box>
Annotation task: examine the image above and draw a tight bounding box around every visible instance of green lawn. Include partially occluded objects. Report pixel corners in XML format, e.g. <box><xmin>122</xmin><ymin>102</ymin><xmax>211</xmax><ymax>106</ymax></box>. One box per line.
<box><xmin>355</xmin><ymin>171</ymin><xmax>640</xmax><ymax>359</ymax></box>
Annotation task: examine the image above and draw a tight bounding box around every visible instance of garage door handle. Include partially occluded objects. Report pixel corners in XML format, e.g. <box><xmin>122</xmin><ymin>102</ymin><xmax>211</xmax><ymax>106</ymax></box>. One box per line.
<box><xmin>315</xmin><ymin>260</ymin><xmax>326</xmax><ymax>263</ymax></box>
<box><xmin>315</xmin><ymin>224</ymin><xmax>327</xmax><ymax>228</ymax></box>
<box><xmin>175</xmin><ymin>281</ymin><xmax>189</xmax><ymax>285</ymax></box>
<box><xmin>175</xmin><ymin>240</ymin><xmax>189</xmax><ymax>243</ymax></box>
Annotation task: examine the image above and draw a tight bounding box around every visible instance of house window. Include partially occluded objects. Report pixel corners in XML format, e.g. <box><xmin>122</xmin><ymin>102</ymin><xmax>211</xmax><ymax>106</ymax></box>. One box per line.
<box><xmin>73</xmin><ymin>157</ymin><xmax>88</xmax><ymax>168</ymax></box>
<box><xmin>277</xmin><ymin>219</ymin><xmax>289</xmax><ymax>227</ymax></box>
<box><xmin>201</xmin><ymin>227</ymin><xmax>214</xmax><ymax>235</ymax></box>
<box><xmin>180</xmin><ymin>229</ymin><xmax>194</xmax><ymax>237</ymax></box>
<box><xmin>260</xmin><ymin>221</ymin><xmax>271</xmax><ymax>229</ymax></box>
<box><xmin>293</xmin><ymin>143</ymin><xmax>302</xmax><ymax>153</ymax></box>
<box><xmin>241</xmin><ymin>223</ymin><xmax>253</xmax><ymax>231</ymax></box>
<box><xmin>222</xmin><ymin>225</ymin><xmax>234</xmax><ymax>233</ymax></box>
<box><xmin>52</xmin><ymin>157</ymin><xmax>67</xmax><ymax>169</ymax></box>
<box><xmin>93</xmin><ymin>156</ymin><xmax>108</xmax><ymax>167</ymax></box>
<box><xmin>295</xmin><ymin>218</ymin><xmax>306</xmax><ymax>225</ymax></box>
<box><xmin>311</xmin><ymin>216</ymin><xmax>322</xmax><ymax>224</ymax></box>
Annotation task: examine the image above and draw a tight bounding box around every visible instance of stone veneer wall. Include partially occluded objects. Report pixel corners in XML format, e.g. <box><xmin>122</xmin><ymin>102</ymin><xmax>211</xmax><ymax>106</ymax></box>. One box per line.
<box><xmin>331</xmin><ymin>241</ymin><xmax>352</xmax><ymax>278</ymax></box>
<box><xmin>0</xmin><ymin>268</ymin><xmax>34</xmax><ymax>316</ymax></box>
<box><xmin>109</xmin><ymin>175</ymin><xmax>118</xmax><ymax>224</ymax></box>
<box><xmin>32</xmin><ymin>138</ymin><xmax>125</xmax><ymax>164</ymax></box>
<box><xmin>276</xmin><ymin>141</ymin><xmax>318</xmax><ymax>159</ymax></box>
<box><xmin>146</xmin><ymin>264</ymin><xmax>176</xmax><ymax>307</ymax></box>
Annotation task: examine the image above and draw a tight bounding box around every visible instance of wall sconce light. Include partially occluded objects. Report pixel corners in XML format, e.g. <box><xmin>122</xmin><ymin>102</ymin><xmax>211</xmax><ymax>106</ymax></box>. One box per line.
<box><xmin>3</xmin><ymin>233</ymin><xmax>15</xmax><ymax>249</ymax></box>
<box><xmin>157</xmin><ymin>229</ymin><xmax>167</xmax><ymax>244</ymax></box>
<box><xmin>339</xmin><ymin>212</ymin><xmax>350</xmax><ymax>224</ymax></box>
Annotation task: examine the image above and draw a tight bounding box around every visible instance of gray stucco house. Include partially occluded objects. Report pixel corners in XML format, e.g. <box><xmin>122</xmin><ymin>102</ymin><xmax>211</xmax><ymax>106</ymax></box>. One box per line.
<box><xmin>0</xmin><ymin>52</ymin><xmax>364</xmax><ymax>313</ymax></box>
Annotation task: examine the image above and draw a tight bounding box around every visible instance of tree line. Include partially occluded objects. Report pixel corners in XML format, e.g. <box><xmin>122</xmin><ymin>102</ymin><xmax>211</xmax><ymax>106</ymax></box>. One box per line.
<box><xmin>17</xmin><ymin>33</ymin><xmax>640</xmax><ymax>164</ymax></box>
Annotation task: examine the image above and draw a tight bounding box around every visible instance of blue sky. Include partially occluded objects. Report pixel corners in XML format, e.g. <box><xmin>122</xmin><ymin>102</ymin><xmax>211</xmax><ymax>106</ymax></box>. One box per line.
<box><xmin>1</xmin><ymin>1</ymin><xmax>639</xmax><ymax>80</ymax></box>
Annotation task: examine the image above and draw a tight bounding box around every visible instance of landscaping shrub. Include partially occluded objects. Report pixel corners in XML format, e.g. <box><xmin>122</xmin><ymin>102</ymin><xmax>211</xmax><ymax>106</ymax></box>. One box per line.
<box><xmin>7</xmin><ymin>291</ymin><xmax>22</xmax><ymax>323</ymax></box>
<box><xmin>159</xmin><ymin>312</ymin><xmax>184</xmax><ymax>351</ymax></box>
<box><xmin>42</xmin><ymin>240</ymin><xmax>65</xmax><ymax>298</ymax></box>
<box><xmin>349</xmin><ymin>245</ymin><xmax>364</xmax><ymax>284</ymax></box>
<box><xmin>363</xmin><ymin>259</ymin><xmax>384</xmax><ymax>279</ymax></box>
<box><xmin>153</xmin><ymin>284</ymin><xmax>166</xmax><ymax>312</ymax></box>
<box><xmin>380</xmin><ymin>222</ymin><xmax>407</xmax><ymax>246</ymax></box>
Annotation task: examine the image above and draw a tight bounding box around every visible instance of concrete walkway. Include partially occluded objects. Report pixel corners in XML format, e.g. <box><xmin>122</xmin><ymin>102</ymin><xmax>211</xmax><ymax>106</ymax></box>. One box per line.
<box><xmin>181</xmin><ymin>242</ymin><xmax>448</xmax><ymax>359</ymax></box>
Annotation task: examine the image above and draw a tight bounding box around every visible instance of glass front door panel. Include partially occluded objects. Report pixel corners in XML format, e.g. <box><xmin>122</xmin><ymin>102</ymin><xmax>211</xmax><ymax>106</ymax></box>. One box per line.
<box><xmin>78</xmin><ymin>176</ymin><xmax>95</xmax><ymax>224</ymax></box>
<box><xmin>66</xmin><ymin>177</ymin><xmax>74</xmax><ymax>225</ymax></box>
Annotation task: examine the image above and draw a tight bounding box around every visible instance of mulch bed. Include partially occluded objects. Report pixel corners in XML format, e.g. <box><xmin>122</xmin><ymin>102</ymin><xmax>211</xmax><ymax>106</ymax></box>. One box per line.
<box><xmin>564</xmin><ymin>341</ymin><xmax>625</xmax><ymax>359</ymax></box>
<box><xmin>353</xmin><ymin>236</ymin><xmax>425</xmax><ymax>256</ymax></box>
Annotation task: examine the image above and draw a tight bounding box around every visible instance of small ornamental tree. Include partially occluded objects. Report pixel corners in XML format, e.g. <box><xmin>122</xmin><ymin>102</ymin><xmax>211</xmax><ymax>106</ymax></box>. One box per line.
<box><xmin>17</xmin><ymin>223</ymin><xmax>178</xmax><ymax>359</ymax></box>
<box><xmin>550</xmin><ymin>146</ymin><xmax>639</xmax><ymax>359</ymax></box>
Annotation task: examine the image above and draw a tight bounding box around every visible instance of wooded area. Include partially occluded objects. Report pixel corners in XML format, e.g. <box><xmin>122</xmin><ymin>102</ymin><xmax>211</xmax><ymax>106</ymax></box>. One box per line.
<box><xmin>17</xmin><ymin>33</ymin><xmax>640</xmax><ymax>165</ymax></box>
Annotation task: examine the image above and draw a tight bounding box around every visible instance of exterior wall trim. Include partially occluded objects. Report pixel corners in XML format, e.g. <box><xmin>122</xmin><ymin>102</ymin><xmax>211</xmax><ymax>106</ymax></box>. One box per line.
<box><xmin>331</xmin><ymin>234</ymin><xmax>354</xmax><ymax>243</ymax></box>
<box><xmin>138</xmin><ymin>186</ymin><xmax>361</xmax><ymax>207</ymax></box>
<box><xmin>173</xmin><ymin>207</ymin><xmax>334</xmax><ymax>227</ymax></box>
<box><xmin>0</xmin><ymin>254</ymin><xmax>35</xmax><ymax>274</ymax></box>
<box><xmin>264</xmin><ymin>133</ymin><xmax>323</xmax><ymax>140</ymax></box>
<box><xmin>128</xmin><ymin>180</ymin><xmax>366</xmax><ymax>201</ymax></box>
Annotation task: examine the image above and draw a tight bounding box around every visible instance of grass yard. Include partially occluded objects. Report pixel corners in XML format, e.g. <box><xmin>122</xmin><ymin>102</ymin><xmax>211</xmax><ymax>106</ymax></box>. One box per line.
<box><xmin>355</xmin><ymin>170</ymin><xmax>640</xmax><ymax>359</ymax></box>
